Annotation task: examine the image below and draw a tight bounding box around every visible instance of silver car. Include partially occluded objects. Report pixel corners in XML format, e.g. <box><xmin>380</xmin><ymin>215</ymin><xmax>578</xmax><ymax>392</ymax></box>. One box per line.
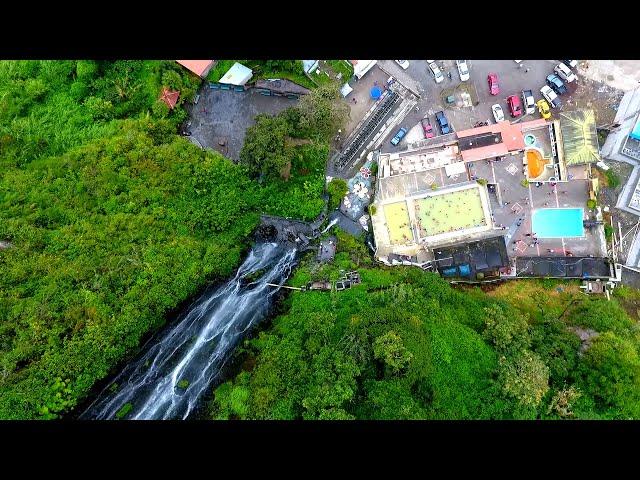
<box><xmin>456</xmin><ymin>60</ymin><xmax>470</xmax><ymax>81</ymax></box>
<box><xmin>427</xmin><ymin>60</ymin><xmax>444</xmax><ymax>83</ymax></box>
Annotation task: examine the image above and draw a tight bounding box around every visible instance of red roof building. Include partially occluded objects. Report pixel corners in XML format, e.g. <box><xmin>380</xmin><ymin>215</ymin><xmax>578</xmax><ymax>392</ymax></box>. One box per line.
<box><xmin>159</xmin><ymin>87</ymin><xmax>180</xmax><ymax>110</ymax></box>
<box><xmin>176</xmin><ymin>60</ymin><xmax>215</xmax><ymax>78</ymax></box>
<box><xmin>456</xmin><ymin>119</ymin><xmax>550</xmax><ymax>162</ymax></box>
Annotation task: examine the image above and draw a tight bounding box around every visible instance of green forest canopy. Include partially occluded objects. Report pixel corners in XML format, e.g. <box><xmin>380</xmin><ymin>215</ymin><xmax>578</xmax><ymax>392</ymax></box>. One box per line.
<box><xmin>210</xmin><ymin>230</ymin><xmax>640</xmax><ymax>420</ymax></box>
<box><xmin>0</xmin><ymin>60</ymin><xmax>329</xmax><ymax>418</ymax></box>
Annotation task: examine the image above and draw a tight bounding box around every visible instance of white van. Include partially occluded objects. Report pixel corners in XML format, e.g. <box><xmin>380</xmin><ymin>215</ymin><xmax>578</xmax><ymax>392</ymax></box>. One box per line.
<box><xmin>554</xmin><ymin>63</ymin><xmax>577</xmax><ymax>83</ymax></box>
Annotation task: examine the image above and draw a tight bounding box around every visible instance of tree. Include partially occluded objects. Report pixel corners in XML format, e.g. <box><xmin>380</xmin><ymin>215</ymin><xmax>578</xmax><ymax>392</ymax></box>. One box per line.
<box><xmin>373</xmin><ymin>331</ymin><xmax>413</xmax><ymax>377</ymax></box>
<box><xmin>76</xmin><ymin>60</ymin><xmax>99</xmax><ymax>82</ymax></box>
<box><xmin>498</xmin><ymin>350</ymin><xmax>550</xmax><ymax>408</ymax></box>
<box><xmin>577</xmin><ymin>331</ymin><xmax>640</xmax><ymax>417</ymax></box>
<box><xmin>483</xmin><ymin>304</ymin><xmax>531</xmax><ymax>355</ymax></box>
<box><xmin>327</xmin><ymin>178</ymin><xmax>348</xmax><ymax>210</ymax></box>
<box><xmin>239</xmin><ymin>113</ymin><xmax>292</xmax><ymax>179</ymax></box>
<box><xmin>547</xmin><ymin>385</ymin><xmax>581</xmax><ymax>418</ymax></box>
<box><xmin>294</xmin><ymin>84</ymin><xmax>349</xmax><ymax>141</ymax></box>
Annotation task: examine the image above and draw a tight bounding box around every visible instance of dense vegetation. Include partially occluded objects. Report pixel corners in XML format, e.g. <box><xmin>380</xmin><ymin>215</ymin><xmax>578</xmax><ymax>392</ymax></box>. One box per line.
<box><xmin>0</xmin><ymin>60</ymin><xmax>331</xmax><ymax>419</ymax></box>
<box><xmin>210</xmin><ymin>230</ymin><xmax>640</xmax><ymax>420</ymax></box>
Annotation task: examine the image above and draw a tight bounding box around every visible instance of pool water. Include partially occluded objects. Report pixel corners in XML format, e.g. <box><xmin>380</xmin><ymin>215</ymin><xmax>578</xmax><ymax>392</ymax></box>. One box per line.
<box><xmin>532</xmin><ymin>208</ymin><xmax>584</xmax><ymax>238</ymax></box>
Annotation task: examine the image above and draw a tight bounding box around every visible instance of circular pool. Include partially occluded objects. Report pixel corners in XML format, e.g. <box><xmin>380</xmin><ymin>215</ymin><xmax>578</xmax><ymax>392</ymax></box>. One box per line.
<box><xmin>524</xmin><ymin>134</ymin><xmax>536</xmax><ymax>146</ymax></box>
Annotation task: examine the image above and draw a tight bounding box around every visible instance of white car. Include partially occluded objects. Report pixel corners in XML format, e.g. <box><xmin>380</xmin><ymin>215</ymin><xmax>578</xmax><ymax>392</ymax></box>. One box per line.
<box><xmin>456</xmin><ymin>60</ymin><xmax>470</xmax><ymax>81</ymax></box>
<box><xmin>522</xmin><ymin>89</ymin><xmax>536</xmax><ymax>115</ymax></box>
<box><xmin>492</xmin><ymin>104</ymin><xmax>505</xmax><ymax>122</ymax></box>
<box><xmin>395</xmin><ymin>60</ymin><xmax>410</xmax><ymax>70</ymax></box>
<box><xmin>540</xmin><ymin>85</ymin><xmax>561</xmax><ymax>108</ymax></box>
<box><xmin>554</xmin><ymin>63</ymin><xmax>577</xmax><ymax>83</ymax></box>
<box><xmin>427</xmin><ymin>61</ymin><xmax>444</xmax><ymax>83</ymax></box>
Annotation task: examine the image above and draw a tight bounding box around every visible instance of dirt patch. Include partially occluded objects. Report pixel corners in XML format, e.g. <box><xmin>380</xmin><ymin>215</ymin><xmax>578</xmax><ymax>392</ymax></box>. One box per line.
<box><xmin>560</xmin><ymin>75</ymin><xmax>624</xmax><ymax>126</ymax></box>
<box><xmin>571</xmin><ymin>327</ymin><xmax>599</xmax><ymax>353</ymax></box>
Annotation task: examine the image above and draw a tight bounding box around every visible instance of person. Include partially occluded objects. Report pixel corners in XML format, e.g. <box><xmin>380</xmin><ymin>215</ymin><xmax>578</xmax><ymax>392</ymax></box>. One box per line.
<box><xmin>525</xmin><ymin>68</ymin><xmax>530</xmax><ymax>73</ymax></box>
<box><xmin>547</xmin><ymin>249</ymin><xmax>555</xmax><ymax>253</ymax></box>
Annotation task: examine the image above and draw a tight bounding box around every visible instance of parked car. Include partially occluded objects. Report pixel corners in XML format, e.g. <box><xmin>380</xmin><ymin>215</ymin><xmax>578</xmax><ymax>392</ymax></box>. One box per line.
<box><xmin>487</xmin><ymin>73</ymin><xmax>499</xmax><ymax>95</ymax></box>
<box><xmin>390</xmin><ymin>127</ymin><xmax>408</xmax><ymax>146</ymax></box>
<box><xmin>507</xmin><ymin>95</ymin><xmax>522</xmax><ymax>117</ymax></box>
<box><xmin>456</xmin><ymin>60</ymin><xmax>470</xmax><ymax>81</ymax></box>
<box><xmin>427</xmin><ymin>61</ymin><xmax>444</xmax><ymax>83</ymax></box>
<box><xmin>491</xmin><ymin>104</ymin><xmax>505</xmax><ymax>123</ymax></box>
<box><xmin>435</xmin><ymin>111</ymin><xmax>451</xmax><ymax>134</ymax></box>
<box><xmin>554</xmin><ymin>62</ymin><xmax>577</xmax><ymax>83</ymax></box>
<box><xmin>421</xmin><ymin>117</ymin><xmax>435</xmax><ymax>139</ymax></box>
<box><xmin>395</xmin><ymin>60</ymin><xmax>410</xmax><ymax>70</ymax></box>
<box><xmin>540</xmin><ymin>85</ymin><xmax>561</xmax><ymax>108</ymax></box>
<box><xmin>546</xmin><ymin>74</ymin><xmax>568</xmax><ymax>95</ymax></box>
<box><xmin>536</xmin><ymin>99</ymin><xmax>551</xmax><ymax>119</ymax></box>
<box><xmin>522</xmin><ymin>89</ymin><xmax>536</xmax><ymax>115</ymax></box>
<box><xmin>563</xmin><ymin>60</ymin><xmax>578</xmax><ymax>69</ymax></box>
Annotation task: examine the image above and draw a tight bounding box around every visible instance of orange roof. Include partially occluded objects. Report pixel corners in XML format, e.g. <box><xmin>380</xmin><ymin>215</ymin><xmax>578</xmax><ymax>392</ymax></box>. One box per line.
<box><xmin>460</xmin><ymin>143</ymin><xmax>509</xmax><ymax>162</ymax></box>
<box><xmin>176</xmin><ymin>60</ymin><xmax>214</xmax><ymax>78</ymax></box>
<box><xmin>159</xmin><ymin>87</ymin><xmax>180</xmax><ymax>109</ymax></box>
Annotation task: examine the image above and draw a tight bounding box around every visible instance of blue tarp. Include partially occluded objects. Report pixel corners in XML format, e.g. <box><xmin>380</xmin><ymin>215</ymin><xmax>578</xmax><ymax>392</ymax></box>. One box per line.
<box><xmin>458</xmin><ymin>264</ymin><xmax>471</xmax><ymax>277</ymax></box>
<box><xmin>442</xmin><ymin>267</ymin><xmax>458</xmax><ymax>277</ymax></box>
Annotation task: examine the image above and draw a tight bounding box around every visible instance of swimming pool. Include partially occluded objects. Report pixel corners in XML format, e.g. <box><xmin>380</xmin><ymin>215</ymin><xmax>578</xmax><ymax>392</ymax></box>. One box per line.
<box><xmin>532</xmin><ymin>208</ymin><xmax>584</xmax><ymax>238</ymax></box>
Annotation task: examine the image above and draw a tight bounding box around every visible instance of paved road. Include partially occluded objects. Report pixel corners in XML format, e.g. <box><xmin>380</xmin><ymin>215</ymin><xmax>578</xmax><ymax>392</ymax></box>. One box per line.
<box><xmin>379</xmin><ymin>59</ymin><xmax>561</xmax><ymax>152</ymax></box>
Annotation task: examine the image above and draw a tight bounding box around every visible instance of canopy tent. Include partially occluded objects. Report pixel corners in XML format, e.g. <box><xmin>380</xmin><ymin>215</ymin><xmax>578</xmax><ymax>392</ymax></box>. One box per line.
<box><xmin>219</xmin><ymin>63</ymin><xmax>253</xmax><ymax>86</ymax></box>
<box><xmin>444</xmin><ymin>161</ymin><xmax>467</xmax><ymax>177</ymax></box>
<box><xmin>370</xmin><ymin>86</ymin><xmax>382</xmax><ymax>99</ymax></box>
<box><xmin>340</xmin><ymin>82</ymin><xmax>353</xmax><ymax>98</ymax></box>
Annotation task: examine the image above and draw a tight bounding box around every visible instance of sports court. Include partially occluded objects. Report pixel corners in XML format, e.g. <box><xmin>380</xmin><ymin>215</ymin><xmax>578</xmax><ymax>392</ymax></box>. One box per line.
<box><xmin>383</xmin><ymin>201</ymin><xmax>413</xmax><ymax>245</ymax></box>
<box><xmin>414</xmin><ymin>187</ymin><xmax>487</xmax><ymax>238</ymax></box>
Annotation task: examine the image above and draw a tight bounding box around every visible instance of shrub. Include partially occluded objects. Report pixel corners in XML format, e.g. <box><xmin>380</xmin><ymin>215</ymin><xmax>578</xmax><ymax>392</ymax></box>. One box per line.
<box><xmin>521</xmin><ymin>179</ymin><xmax>530</xmax><ymax>188</ymax></box>
<box><xmin>477</xmin><ymin>178</ymin><xmax>488</xmax><ymax>186</ymax></box>
<box><xmin>587</xmin><ymin>198</ymin><xmax>597</xmax><ymax>210</ymax></box>
<box><xmin>604</xmin><ymin>224</ymin><xmax>614</xmax><ymax>241</ymax></box>
<box><xmin>368</xmin><ymin>204</ymin><xmax>377</xmax><ymax>216</ymax></box>
<box><xmin>605</xmin><ymin>169</ymin><xmax>620</xmax><ymax>189</ymax></box>
<box><xmin>327</xmin><ymin>178</ymin><xmax>348</xmax><ymax>210</ymax></box>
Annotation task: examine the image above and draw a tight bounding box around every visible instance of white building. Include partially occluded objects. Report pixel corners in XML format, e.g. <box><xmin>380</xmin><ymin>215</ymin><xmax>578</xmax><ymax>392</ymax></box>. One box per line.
<box><xmin>219</xmin><ymin>63</ymin><xmax>253</xmax><ymax>86</ymax></box>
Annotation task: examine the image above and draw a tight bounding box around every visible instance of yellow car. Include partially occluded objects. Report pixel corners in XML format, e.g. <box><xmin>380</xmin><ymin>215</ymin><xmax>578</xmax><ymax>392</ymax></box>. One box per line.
<box><xmin>537</xmin><ymin>99</ymin><xmax>551</xmax><ymax>120</ymax></box>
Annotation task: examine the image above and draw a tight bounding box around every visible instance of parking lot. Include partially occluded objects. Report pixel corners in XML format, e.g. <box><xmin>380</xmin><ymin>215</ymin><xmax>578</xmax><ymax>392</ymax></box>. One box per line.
<box><xmin>187</xmin><ymin>87</ymin><xmax>299</xmax><ymax>161</ymax></box>
<box><xmin>380</xmin><ymin>59</ymin><xmax>579</xmax><ymax>152</ymax></box>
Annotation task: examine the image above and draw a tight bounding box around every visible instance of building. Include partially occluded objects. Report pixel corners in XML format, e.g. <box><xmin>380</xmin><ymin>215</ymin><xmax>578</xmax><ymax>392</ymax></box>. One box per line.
<box><xmin>302</xmin><ymin>60</ymin><xmax>319</xmax><ymax>74</ymax></box>
<box><xmin>350</xmin><ymin>60</ymin><xmax>377</xmax><ymax>80</ymax></box>
<box><xmin>369</xmin><ymin>109</ymin><xmax>605</xmax><ymax>277</ymax></box>
<box><xmin>176</xmin><ymin>60</ymin><xmax>215</xmax><ymax>78</ymax></box>
<box><xmin>219</xmin><ymin>63</ymin><xmax>253</xmax><ymax>86</ymax></box>
<box><xmin>254</xmin><ymin>79</ymin><xmax>310</xmax><ymax>98</ymax></box>
<box><xmin>159</xmin><ymin>87</ymin><xmax>180</xmax><ymax>109</ymax></box>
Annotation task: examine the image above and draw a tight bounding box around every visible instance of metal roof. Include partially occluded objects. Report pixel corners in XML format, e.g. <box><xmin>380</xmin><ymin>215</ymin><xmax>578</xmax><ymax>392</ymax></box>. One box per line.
<box><xmin>558</xmin><ymin>109</ymin><xmax>601</xmax><ymax>165</ymax></box>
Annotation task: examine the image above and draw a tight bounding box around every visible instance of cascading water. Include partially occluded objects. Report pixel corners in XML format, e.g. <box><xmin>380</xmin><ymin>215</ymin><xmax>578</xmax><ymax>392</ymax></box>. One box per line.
<box><xmin>80</xmin><ymin>242</ymin><xmax>297</xmax><ymax>420</ymax></box>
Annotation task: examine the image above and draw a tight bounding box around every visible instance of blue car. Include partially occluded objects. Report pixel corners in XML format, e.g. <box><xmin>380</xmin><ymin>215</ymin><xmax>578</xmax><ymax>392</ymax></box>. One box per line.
<box><xmin>390</xmin><ymin>127</ymin><xmax>408</xmax><ymax>146</ymax></box>
<box><xmin>435</xmin><ymin>111</ymin><xmax>451</xmax><ymax>134</ymax></box>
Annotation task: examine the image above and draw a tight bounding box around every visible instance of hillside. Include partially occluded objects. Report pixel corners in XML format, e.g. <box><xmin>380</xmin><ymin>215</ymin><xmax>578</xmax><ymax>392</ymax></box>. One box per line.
<box><xmin>210</xmin><ymin>230</ymin><xmax>640</xmax><ymax>420</ymax></box>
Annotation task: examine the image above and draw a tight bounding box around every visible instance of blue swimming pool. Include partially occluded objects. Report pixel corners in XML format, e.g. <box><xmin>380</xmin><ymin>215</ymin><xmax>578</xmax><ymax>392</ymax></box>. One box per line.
<box><xmin>532</xmin><ymin>208</ymin><xmax>584</xmax><ymax>238</ymax></box>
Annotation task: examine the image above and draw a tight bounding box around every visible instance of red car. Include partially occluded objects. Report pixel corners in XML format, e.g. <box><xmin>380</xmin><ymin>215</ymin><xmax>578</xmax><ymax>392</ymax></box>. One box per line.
<box><xmin>487</xmin><ymin>73</ymin><xmax>499</xmax><ymax>95</ymax></box>
<box><xmin>507</xmin><ymin>94</ymin><xmax>522</xmax><ymax>117</ymax></box>
<box><xmin>421</xmin><ymin>117</ymin><xmax>435</xmax><ymax>138</ymax></box>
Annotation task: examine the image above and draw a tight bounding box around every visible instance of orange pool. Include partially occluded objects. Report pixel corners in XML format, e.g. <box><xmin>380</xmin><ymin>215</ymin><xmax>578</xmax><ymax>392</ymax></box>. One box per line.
<box><xmin>526</xmin><ymin>149</ymin><xmax>547</xmax><ymax>178</ymax></box>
